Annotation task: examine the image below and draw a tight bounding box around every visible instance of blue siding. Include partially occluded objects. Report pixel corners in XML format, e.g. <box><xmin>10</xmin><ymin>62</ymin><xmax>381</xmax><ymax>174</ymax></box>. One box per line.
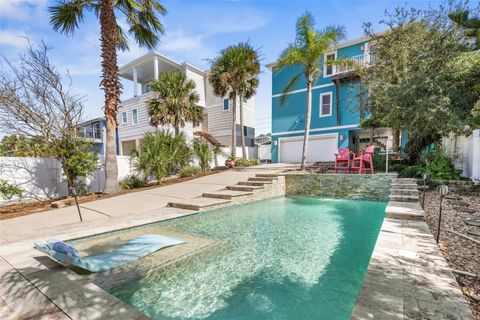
<box><xmin>271</xmin><ymin>38</ymin><xmax>371</xmax><ymax>163</ymax></box>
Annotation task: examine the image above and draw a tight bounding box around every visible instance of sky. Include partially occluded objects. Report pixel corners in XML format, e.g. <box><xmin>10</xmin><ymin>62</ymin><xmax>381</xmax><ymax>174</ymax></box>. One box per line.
<box><xmin>0</xmin><ymin>0</ymin><xmax>445</xmax><ymax>135</ymax></box>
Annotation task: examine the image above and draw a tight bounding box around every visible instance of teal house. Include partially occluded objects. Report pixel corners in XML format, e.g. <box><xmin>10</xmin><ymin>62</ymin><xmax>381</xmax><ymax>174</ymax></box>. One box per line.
<box><xmin>268</xmin><ymin>36</ymin><xmax>400</xmax><ymax>163</ymax></box>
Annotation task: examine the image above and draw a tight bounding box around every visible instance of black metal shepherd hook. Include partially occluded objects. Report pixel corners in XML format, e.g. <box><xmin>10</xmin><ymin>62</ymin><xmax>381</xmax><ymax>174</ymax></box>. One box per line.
<box><xmin>435</xmin><ymin>185</ymin><xmax>449</xmax><ymax>243</ymax></box>
<box><xmin>70</xmin><ymin>187</ymin><xmax>83</xmax><ymax>222</ymax></box>
<box><xmin>421</xmin><ymin>172</ymin><xmax>428</xmax><ymax>209</ymax></box>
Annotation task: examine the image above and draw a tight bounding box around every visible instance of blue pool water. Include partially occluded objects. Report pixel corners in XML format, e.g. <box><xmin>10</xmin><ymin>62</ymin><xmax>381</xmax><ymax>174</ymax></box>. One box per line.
<box><xmin>110</xmin><ymin>197</ymin><xmax>386</xmax><ymax>319</ymax></box>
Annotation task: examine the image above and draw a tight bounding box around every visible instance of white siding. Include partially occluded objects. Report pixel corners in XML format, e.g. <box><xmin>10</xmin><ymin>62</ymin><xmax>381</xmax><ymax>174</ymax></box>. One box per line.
<box><xmin>185</xmin><ymin>67</ymin><xmax>206</xmax><ymax>107</ymax></box>
<box><xmin>117</xmin><ymin>92</ymin><xmax>157</xmax><ymax>141</ymax></box>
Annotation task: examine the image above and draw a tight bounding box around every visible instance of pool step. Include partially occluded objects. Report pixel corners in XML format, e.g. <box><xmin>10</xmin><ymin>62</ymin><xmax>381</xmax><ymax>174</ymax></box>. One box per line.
<box><xmin>389</xmin><ymin>194</ymin><xmax>419</xmax><ymax>202</ymax></box>
<box><xmin>238</xmin><ymin>181</ymin><xmax>271</xmax><ymax>186</ymax></box>
<box><xmin>202</xmin><ymin>190</ymin><xmax>253</xmax><ymax>200</ymax></box>
<box><xmin>227</xmin><ymin>185</ymin><xmax>264</xmax><ymax>192</ymax></box>
<box><xmin>247</xmin><ymin>177</ymin><xmax>275</xmax><ymax>182</ymax></box>
<box><xmin>168</xmin><ymin>197</ymin><xmax>231</xmax><ymax>211</ymax></box>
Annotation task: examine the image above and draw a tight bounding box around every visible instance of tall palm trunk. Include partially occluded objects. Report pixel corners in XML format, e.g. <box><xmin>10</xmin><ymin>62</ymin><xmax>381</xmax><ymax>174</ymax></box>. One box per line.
<box><xmin>100</xmin><ymin>0</ymin><xmax>119</xmax><ymax>193</ymax></box>
<box><xmin>300</xmin><ymin>79</ymin><xmax>312</xmax><ymax>170</ymax></box>
<box><xmin>239</xmin><ymin>94</ymin><xmax>247</xmax><ymax>159</ymax></box>
<box><xmin>231</xmin><ymin>96</ymin><xmax>237</xmax><ymax>159</ymax></box>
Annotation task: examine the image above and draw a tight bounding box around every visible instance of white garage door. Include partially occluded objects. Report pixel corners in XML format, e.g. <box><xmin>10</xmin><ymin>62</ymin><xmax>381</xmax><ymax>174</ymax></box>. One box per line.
<box><xmin>279</xmin><ymin>134</ymin><xmax>338</xmax><ymax>163</ymax></box>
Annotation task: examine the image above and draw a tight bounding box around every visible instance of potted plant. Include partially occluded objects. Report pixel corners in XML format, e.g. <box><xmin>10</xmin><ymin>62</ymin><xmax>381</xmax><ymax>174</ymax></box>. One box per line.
<box><xmin>225</xmin><ymin>159</ymin><xmax>235</xmax><ymax>168</ymax></box>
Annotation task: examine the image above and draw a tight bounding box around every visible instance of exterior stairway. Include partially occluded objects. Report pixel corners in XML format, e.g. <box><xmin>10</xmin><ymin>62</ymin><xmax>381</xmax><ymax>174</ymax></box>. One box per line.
<box><xmin>168</xmin><ymin>173</ymin><xmax>281</xmax><ymax>211</ymax></box>
<box><xmin>389</xmin><ymin>178</ymin><xmax>419</xmax><ymax>202</ymax></box>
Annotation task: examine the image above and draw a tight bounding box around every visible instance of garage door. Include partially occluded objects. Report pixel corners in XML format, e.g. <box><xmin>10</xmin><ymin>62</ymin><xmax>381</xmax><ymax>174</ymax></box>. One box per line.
<box><xmin>279</xmin><ymin>134</ymin><xmax>337</xmax><ymax>163</ymax></box>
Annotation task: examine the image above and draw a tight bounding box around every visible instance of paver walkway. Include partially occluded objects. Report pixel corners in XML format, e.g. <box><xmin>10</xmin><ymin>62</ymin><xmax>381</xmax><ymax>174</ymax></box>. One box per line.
<box><xmin>0</xmin><ymin>170</ymin><xmax>263</xmax><ymax>244</ymax></box>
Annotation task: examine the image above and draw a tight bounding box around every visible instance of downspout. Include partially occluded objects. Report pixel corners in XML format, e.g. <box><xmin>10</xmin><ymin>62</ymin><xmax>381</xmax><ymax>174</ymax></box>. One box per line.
<box><xmin>334</xmin><ymin>79</ymin><xmax>341</xmax><ymax>126</ymax></box>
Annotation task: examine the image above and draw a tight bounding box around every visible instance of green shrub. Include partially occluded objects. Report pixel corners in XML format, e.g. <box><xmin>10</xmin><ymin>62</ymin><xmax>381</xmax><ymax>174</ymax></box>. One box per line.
<box><xmin>131</xmin><ymin>130</ymin><xmax>191</xmax><ymax>183</ymax></box>
<box><xmin>398</xmin><ymin>165</ymin><xmax>424</xmax><ymax>178</ymax></box>
<box><xmin>193</xmin><ymin>140</ymin><xmax>213</xmax><ymax>172</ymax></box>
<box><xmin>373</xmin><ymin>152</ymin><xmax>386</xmax><ymax>172</ymax></box>
<box><xmin>235</xmin><ymin>158</ymin><xmax>260</xmax><ymax>167</ymax></box>
<box><xmin>179</xmin><ymin>166</ymin><xmax>202</xmax><ymax>177</ymax></box>
<box><xmin>419</xmin><ymin>147</ymin><xmax>461</xmax><ymax>180</ymax></box>
<box><xmin>119</xmin><ymin>175</ymin><xmax>148</xmax><ymax>190</ymax></box>
<box><xmin>0</xmin><ymin>180</ymin><xmax>23</xmax><ymax>200</ymax></box>
<box><xmin>390</xmin><ymin>163</ymin><xmax>409</xmax><ymax>174</ymax></box>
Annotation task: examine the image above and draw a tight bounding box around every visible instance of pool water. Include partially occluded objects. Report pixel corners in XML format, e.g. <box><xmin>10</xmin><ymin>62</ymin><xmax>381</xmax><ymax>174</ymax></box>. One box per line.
<box><xmin>110</xmin><ymin>197</ymin><xmax>386</xmax><ymax>319</ymax></box>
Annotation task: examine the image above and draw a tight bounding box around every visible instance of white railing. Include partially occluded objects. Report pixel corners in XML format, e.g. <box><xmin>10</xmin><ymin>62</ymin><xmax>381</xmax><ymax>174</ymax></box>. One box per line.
<box><xmin>78</xmin><ymin>126</ymin><xmax>102</xmax><ymax>140</ymax></box>
<box><xmin>335</xmin><ymin>53</ymin><xmax>375</xmax><ymax>75</ymax></box>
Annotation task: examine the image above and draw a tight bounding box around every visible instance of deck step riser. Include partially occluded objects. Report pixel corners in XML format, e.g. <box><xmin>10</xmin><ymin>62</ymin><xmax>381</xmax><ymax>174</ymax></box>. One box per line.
<box><xmin>389</xmin><ymin>196</ymin><xmax>419</xmax><ymax>202</ymax></box>
<box><xmin>202</xmin><ymin>192</ymin><xmax>252</xmax><ymax>200</ymax></box>
<box><xmin>169</xmin><ymin>203</ymin><xmax>201</xmax><ymax>211</ymax></box>
<box><xmin>238</xmin><ymin>181</ymin><xmax>269</xmax><ymax>186</ymax></box>
<box><xmin>390</xmin><ymin>184</ymin><xmax>418</xmax><ymax>189</ymax></box>
<box><xmin>247</xmin><ymin>177</ymin><xmax>274</xmax><ymax>182</ymax></box>
<box><xmin>390</xmin><ymin>190</ymin><xmax>419</xmax><ymax>196</ymax></box>
<box><xmin>227</xmin><ymin>186</ymin><xmax>264</xmax><ymax>192</ymax></box>
<box><xmin>255</xmin><ymin>173</ymin><xmax>279</xmax><ymax>178</ymax></box>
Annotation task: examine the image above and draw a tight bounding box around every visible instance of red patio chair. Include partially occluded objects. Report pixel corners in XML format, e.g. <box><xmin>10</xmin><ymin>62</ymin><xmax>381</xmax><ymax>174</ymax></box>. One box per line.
<box><xmin>334</xmin><ymin>148</ymin><xmax>351</xmax><ymax>173</ymax></box>
<box><xmin>351</xmin><ymin>145</ymin><xmax>375</xmax><ymax>174</ymax></box>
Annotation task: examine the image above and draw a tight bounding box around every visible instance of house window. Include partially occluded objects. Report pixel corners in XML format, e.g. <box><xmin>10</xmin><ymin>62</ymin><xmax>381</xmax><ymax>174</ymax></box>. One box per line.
<box><xmin>243</xmin><ymin>96</ymin><xmax>248</xmax><ymax>103</ymax></box>
<box><xmin>223</xmin><ymin>99</ymin><xmax>230</xmax><ymax>111</ymax></box>
<box><xmin>244</xmin><ymin>126</ymin><xmax>248</xmax><ymax>136</ymax></box>
<box><xmin>121</xmin><ymin>111</ymin><xmax>127</xmax><ymax>124</ymax></box>
<box><xmin>131</xmin><ymin>109</ymin><xmax>138</xmax><ymax>125</ymax></box>
<box><xmin>324</xmin><ymin>52</ymin><xmax>336</xmax><ymax>76</ymax></box>
<box><xmin>319</xmin><ymin>92</ymin><xmax>332</xmax><ymax>117</ymax></box>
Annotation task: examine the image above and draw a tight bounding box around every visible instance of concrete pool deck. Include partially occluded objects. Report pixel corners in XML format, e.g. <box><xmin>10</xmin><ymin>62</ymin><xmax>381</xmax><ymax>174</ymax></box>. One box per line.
<box><xmin>0</xmin><ymin>169</ymin><xmax>474</xmax><ymax>319</ymax></box>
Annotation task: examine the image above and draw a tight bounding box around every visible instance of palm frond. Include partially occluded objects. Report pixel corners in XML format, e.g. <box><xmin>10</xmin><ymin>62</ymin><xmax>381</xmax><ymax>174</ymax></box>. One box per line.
<box><xmin>280</xmin><ymin>73</ymin><xmax>301</xmax><ymax>106</ymax></box>
<box><xmin>49</xmin><ymin>0</ymin><xmax>95</xmax><ymax>36</ymax></box>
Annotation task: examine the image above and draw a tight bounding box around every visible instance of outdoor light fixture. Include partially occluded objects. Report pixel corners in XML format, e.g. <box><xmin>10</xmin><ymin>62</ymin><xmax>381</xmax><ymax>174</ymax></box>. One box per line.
<box><xmin>421</xmin><ymin>173</ymin><xmax>428</xmax><ymax>209</ymax></box>
<box><xmin>435</xmin><ymin>184</ymin><xmax>449</xmax><ymax>243</ymax></box>
<box><xmin>339</xmin><ymin>134</ymin><xmax>344</xmax><ymax>141</ymax></box>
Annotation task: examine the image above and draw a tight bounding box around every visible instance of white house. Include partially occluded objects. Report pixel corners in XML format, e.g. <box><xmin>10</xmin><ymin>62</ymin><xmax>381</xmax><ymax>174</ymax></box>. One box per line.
<box><xmin>117</xmin><ymin>52</ymin><xmax>256</xmax><ymax>155</ymax></box>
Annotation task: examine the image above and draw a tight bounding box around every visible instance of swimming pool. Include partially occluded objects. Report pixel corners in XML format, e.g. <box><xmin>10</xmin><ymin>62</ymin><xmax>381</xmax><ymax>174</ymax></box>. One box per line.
<box><xmin>102</xmin><ymin>197</ymin><xmax>386</xmax><ymax>319</ymax></box>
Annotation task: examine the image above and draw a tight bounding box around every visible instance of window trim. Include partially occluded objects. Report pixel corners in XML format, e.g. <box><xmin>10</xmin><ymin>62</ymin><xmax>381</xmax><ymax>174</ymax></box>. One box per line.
<box><xmin>223</xmin><ymin>98</ymin><xmax>230</xmax><ymax>112</ymax></box>
<box><xmin>323</xmin><ymin>51</ymin><xmax>337</xmax><ymax>77</ymax></box>
<box><xmin>319</xmin><ymin>92</ymin><xmax>333</xmax><ymax>117</ymax></box>
<box><xmin>131</xmin><ymin>108</ymin><xmax>138</xmax><ymax>125</ymax></box>
<box><xmin>121</xmin><ymin>111</ymin><xmax>128</xmax><ymax>125</ymax></box>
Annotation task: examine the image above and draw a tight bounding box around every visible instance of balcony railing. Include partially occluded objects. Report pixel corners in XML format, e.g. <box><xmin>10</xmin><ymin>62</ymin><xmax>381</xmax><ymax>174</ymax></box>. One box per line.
<box><xmin>78</xmin><ymin>126</ymin><xmax>102</xmax><ymax>140</ymax></box>
<box><xmin>335</xmin><ymin>53</ymin><xmax>376</xmax><ymax>75</ymax></box>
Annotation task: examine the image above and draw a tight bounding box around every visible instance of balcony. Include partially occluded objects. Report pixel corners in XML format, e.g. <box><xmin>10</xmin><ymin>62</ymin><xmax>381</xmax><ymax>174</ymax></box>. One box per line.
<box><xmin>78</xmin><ymin>126</ymin><xmax>102</xmax><ymax>142</ymax></box>
<box><xmin>334</xmin><ymin>53</ymin><xmax>376</xmax><ymax>78</ymax></box>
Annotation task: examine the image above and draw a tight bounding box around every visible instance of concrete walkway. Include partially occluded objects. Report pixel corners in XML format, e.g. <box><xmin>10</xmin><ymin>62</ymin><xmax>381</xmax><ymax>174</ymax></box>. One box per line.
<box><xmin>0</xmin><ymin>170</ymin><xmax>264</xmax><ymax>244</ymax></box>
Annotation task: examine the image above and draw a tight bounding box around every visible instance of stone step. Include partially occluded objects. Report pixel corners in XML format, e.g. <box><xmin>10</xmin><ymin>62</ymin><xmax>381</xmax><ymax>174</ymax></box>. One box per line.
<box><xmin>238</xmin><ymin>181</ymin><xmax>271</xmax><ymax>186</ymax></box>
<box><xmin>390</xmin><ymin>183</ymin><xmax>418</xmax><ymax>189</ymax></box>
<box><xmin>386</xmin><ymin>201</ymin><xmax>425</xmax><ymax>220</ymax></box>
<box><xmin>227</xmin><ymin>185</ymin><xmax>264</xmax><ymax>192</ymax></box>
<box><xmin>202</xmin><ymin>190</ymin><xmax>253</xmax><ymax>200</ymax></box>
<box><xmin>248</xmin><ymin>177</ymin><xmax>274</xmax><ymax>182</ymax></box>
<box><xmin>168</xmin><ymin>197</ymin><xmax>231</xmax><ymax>211</ymax></box>
<box><xmin>389</xmin><ymin>194</ymin><xmax>420</xmax><ymax>202</ymax></box>
<box><xmin>390</xmin><ymin>189</ymin><xmax>419</xmax><ymax>196</ymax></box>
<box><xmin>255</xmin><ymin>173</ymin><xmax>279</xmax><ymax>178</ymax></box>
<box><xmin>392</xmin><ymin>178</ymin><xmax>418</xmax><ymax>184</ymax></box>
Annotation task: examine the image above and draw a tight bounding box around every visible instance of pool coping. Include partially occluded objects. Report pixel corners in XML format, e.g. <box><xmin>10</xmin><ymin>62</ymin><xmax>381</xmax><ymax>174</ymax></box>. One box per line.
<box><xmin>0</xmin><ymin>174</ymin><xmax>474</xmax><ymax>319</ymax></box>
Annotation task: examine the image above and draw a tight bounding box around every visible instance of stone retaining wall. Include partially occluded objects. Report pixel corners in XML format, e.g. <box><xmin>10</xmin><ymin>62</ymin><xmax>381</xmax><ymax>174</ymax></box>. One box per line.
<box><xmin>285</xmin><ymin>173</ymin><xmax>395</xmax><ymax>201</ymax></box>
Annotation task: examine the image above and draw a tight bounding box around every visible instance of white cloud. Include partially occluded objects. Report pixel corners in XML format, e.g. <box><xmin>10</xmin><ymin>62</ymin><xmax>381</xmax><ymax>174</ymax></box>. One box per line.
<box><xmin>0</xmin><ymin>30</ymin><xmax>29</xmax><ymax>48</ymax></box>
<box><xmin>0</xmin><ymin>0</ymin><xmax>48</xmax><ymax>22</ymax></box>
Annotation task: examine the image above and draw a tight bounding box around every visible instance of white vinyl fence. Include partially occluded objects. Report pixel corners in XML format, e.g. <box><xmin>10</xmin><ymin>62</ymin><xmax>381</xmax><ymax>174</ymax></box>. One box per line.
<box><xmin>442</xmin><ymin>129</ymin><xmax>480</xmax><ymax>180</ymax></box>
<box><xmin>0</xmin><ymin>156</ymin><xmax>134</xmax><ymax>206</ymax></box>
<box><xmin>0</xmin><ymin>146</ymin><xmax>259</xmax><ymax>206</ymax></box>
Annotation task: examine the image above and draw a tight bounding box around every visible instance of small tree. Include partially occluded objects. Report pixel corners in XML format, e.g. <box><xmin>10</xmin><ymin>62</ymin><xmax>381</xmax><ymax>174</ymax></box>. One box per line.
<box><xmin>276</xmin><ymin>12</ymin><xmax>345</xmax><ymax>170</ymax></box>
<box><xmin>130</xmin><ymin>130</ymin><xmax>191</xmax><ymax>184</ymax></box>
<box><xmin>0</xmin><ymin>42</ymin><xmax>98</xmax><ymax>195</ymax></box>
<box><xmin>0</xmin><ymin>180</ymin><xmax>23</xmax><ymax>201</ymax></box>
<box><xmin>148</xmin><ymin>71</ymin><xmax>203</xmax><ymax>136</ymax></box>
<box><xmin>193</xmin><ymin>139</ymin><xmax>213</xmax><ymax>172</ymax></box>
<box><xmin>361</xmin><ymin>5</ymin><xmax>480</xmax><ymax>160</ymax></box>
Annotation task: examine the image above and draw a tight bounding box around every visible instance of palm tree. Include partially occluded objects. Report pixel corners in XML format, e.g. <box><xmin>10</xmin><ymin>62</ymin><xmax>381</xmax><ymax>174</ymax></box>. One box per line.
<box><xmin>148</xmin><ymin>71</ymin><xmax>203</xmax><ymax>136</ymax></box>
<box><xmin>49</xmin><ymin>0</ymin><xmax>166</xmax><ymax>193</ymax></box>
<box><xmin>209</xmin><ymin>42</ymin><xmax>261</xmax><ymax>160</ymax></box>
<box><xmin>277</xmin><ymin>12</ymin><xmax>345</xmax><ymax>170</ymax></box>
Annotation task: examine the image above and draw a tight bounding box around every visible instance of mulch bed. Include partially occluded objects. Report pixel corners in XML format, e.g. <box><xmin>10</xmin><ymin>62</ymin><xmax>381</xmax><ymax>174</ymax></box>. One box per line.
<box><xmin>423</xmin><ymin>189</ymin><xmax>480</xmax><ymax>319</ymax></box>
<box><xmin>0</xmin><ymin>168</ymin><xmax>225</xmax><ymax>221</ymax></box>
